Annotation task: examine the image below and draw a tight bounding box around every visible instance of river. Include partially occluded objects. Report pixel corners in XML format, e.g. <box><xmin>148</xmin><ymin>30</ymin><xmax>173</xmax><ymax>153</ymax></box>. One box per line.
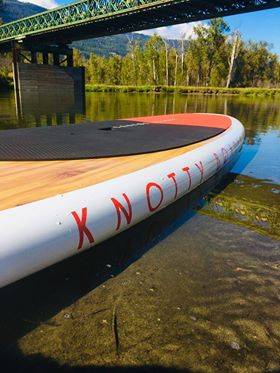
<box><xmin>0</xmin><ymin>91</ymin><xmax>279</xmax><ymax>371</ymax></box>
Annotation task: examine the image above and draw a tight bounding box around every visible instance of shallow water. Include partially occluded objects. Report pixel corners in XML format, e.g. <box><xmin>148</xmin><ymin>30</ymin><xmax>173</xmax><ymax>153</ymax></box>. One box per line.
<box><xmin>0</xmin><ymin>92</ymin><xmax>279</xmax><ymax>371</ymax></box>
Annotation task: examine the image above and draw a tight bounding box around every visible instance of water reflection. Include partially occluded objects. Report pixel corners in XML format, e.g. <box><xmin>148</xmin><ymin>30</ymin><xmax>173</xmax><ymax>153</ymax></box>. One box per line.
<box><xmin>0</xmin><ymin>90</ymin><xmax>85</xmax><ymax>129</ymax></box>
<box><xmin>202</xmin><ymin>173</ymin><xmax>280</xmax><ymax>239</ymax></box>
<box><xmin>1</xmin><ymin>92</ymin><xmax>280</xmax><ymax>136</ymax></box>
<box><xmin>85</xmin><ymin>94</ymin><xmax>280</xmax><ymax>146</ymax></box>
<box><xmin>18</xmin><ymin>91</ymin><xmax>85</xmax><ymax>126</ymax></box>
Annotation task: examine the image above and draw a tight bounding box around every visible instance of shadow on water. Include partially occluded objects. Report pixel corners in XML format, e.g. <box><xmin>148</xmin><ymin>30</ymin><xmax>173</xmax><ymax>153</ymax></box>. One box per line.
<box><xmin>0</xmin><ymin>160</ymin><xmax>238</xmax><ymax>370</ymax></box>
<box><xmin>0</xmin><ymin>354</ymin><xmax>188</xmax><ymax>373</ymax></box>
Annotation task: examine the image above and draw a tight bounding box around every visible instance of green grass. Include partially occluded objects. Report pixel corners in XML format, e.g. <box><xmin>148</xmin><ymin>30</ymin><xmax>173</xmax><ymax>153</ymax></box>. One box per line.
<box><xmin>85</xmin><ymin>84</ymin><xmax>280</xmax><ymax>96</ymax></box>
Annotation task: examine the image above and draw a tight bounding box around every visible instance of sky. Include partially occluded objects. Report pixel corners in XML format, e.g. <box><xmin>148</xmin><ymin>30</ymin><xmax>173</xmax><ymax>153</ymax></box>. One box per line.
<box><xmin>20</xmin><ymin>0</ymin><xmax>280</xmax><ymax>54</ymax></box>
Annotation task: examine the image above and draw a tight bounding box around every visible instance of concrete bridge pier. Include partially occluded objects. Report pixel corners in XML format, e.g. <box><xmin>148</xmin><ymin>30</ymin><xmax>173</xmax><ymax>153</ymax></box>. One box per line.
<box><xmin>12</xmin><ymin>43</ymin><xmax>85</xmax><ymax>120</ymax></box>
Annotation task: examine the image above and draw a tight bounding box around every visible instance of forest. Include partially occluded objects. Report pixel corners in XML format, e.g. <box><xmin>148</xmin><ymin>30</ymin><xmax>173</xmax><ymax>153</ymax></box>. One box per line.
<box><xmin>74</xmin><ymin>19</ymin><xmax>280</xmax><ymax>89</ymax></box>
<box><xmin>1</xmin><ymin>18</ymin><xmax>280</xmax><ymax>90</ymax></box>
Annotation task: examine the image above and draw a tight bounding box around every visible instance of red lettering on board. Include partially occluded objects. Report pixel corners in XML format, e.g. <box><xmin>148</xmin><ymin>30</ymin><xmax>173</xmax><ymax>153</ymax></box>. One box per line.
<box><xmin>111</xmin><ymin>193</ymin><xmax>133</xmax><ymax>231</ymax></box>
<box><xmin>213</xmin><ymin>153</ymin><xmax>221</xmax><ymax>171</ymax></box>
<box><xmin>146</xmin><ymin>182</ymin><xmax>164</xmax><ymax>212</ymax></box>
<box><xmin>71</xmin><ymin>207</ymin><xmax>94</xmax><ymax>251</ymax></box>
<box><xmin>195</xmin><ymin>161</ymin><xmax>204</xmax><ymax>183</ymax></box>
<box><xmin>167</xmin><ymin>172</ymin><xmax>178</xmax><ymax>200</ymax></box>
<box><xmin>182</xmin><ymin>166</ymin><xmax>192</xmax><ymax>191</ymax></box>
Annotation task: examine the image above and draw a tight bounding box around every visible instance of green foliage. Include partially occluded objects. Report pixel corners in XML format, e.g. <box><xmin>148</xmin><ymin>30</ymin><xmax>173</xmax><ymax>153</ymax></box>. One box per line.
<box><xmin>1</xmin><ymin>11</ymin><xmax>279</xmax><ymax>92</ymax></box>
<box><xmin>0</xmin><ymin>16</ymin><xmax>13</xmax><ymax>90</ymax></box>
<box><xmin>76</xmin><ymin>18</ymin><xmax>280</xmax><ymax>89</ymax></box>
<box><xmin>85</xmin><ymin>84</ymin><xmax>280</xmax><ymax>96</ymax></box>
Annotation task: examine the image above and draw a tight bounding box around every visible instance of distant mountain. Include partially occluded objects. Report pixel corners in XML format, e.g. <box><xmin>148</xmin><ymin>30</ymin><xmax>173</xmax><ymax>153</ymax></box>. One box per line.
<box><xmin>72</xmin><ymin>34</ymin><xmax>153</xmax><ymax>57</ymax></box>
<box><xmin>0</xmin><ymin>0</ymin><xmax>180</xmax><ymax>56</ymax></box>
<box><xmin>73</xmin><ymin>34</ymin><xmax>181</xmax><ymax>57</ymax></box>
<box><xmin>0</xmin><ymin>0</ymin><xmax>45</xmax><ymax>23</ymax></box>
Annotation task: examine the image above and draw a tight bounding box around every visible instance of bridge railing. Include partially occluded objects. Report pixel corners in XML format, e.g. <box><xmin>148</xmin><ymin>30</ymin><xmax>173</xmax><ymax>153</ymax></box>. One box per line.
<box><xmin>0</xmin><ymin>0</ymin><xmax>165</xmax><ymax>43</ymax></box>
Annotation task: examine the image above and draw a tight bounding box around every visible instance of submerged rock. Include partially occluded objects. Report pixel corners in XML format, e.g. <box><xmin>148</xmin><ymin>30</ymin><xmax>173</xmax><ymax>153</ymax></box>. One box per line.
<box><xmin>230</xmin><ymin>341</ymin><xmax>240</xmax><ymax>350</ymax></box>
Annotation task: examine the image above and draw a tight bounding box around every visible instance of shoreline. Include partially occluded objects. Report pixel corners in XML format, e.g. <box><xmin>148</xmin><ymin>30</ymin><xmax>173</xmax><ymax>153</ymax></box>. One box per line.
<box><xmin>2</xmin><ymin>82</ymin><xmax>279</xmax><ymax>97</ymax></box>
<box><xmin>86</xmin><ymin>84</ymin><xmax>280</xmax><ymax>96</ymax></box>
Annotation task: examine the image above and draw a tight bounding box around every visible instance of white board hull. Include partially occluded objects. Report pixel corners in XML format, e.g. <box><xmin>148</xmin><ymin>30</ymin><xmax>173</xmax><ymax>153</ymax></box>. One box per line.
<box><xmin>0</xmin><ymin>116</ymin><xmax>244</xmax><ymax>288</ymax></box>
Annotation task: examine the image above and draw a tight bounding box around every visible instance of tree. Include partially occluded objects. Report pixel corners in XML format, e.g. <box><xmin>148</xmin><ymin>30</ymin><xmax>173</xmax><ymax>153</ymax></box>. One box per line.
<box><xmin>192</xmin><ymin>18</ymin><xmax>230</xmax><ymax>85</ymax></box>
<box><xmin>226</xmin><ymin>31</ymin><xmax>241</xmax><ymax>88</ymax></box>
<box><xmin>73</xmin><ymin>48</ymin><xmax>86</xmax><ymax>67</ymax></box>
<box><xmin>2</xmin><ymin>16</ymin><xmax>280</xmax><ymax>90</ymax></box>
<box><xmin>162</xmin><ymin>38</ymin><xmax>169</xmax><ymax>86</ymax></box>
<box><xmin>144</xmin><ymin>35</ymin><xmax>165</xmax><ymax>85</ymax></box>
<box><xmin>0</xmin><ymin>17</ymin><xmax>13</xmax><ymax>88</ymax></box>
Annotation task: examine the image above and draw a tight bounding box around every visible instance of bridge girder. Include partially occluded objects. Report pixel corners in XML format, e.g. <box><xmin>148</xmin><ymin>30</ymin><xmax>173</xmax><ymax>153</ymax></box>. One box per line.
<box><xmin>0</xmin><ymin>0</ymin><xmax>279</xmax><ymax>50</ymax></box>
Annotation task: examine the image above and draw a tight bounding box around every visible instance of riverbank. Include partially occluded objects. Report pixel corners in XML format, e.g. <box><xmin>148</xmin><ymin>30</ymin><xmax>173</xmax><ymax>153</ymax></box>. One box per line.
<box><xmin>86</xmin><ymin>84</ymin><xmax>280</xmax><ymax>96</ymax></box>
<box><xmin>2</xmin><ymin>82</ymin><xmax>279</xmax><ymax>97</ymax></box>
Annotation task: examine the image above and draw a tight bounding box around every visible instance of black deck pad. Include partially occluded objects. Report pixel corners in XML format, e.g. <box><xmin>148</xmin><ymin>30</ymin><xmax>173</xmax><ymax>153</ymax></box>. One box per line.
<box><xmin>0</xmin><ymin>120</ymin><xmax>225</xmax><ymax>161</ymax></box>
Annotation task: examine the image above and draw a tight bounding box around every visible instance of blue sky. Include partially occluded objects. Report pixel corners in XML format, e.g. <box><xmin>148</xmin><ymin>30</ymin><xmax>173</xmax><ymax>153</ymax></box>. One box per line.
<box><xmin>224</xmin><ymin>8</ymin><xmax>280</xmax><ymax>54</ymax></box>
<box><xmin>24</xmin><ymin>1</ymin><xmax>280</xmax><ymax>54</ymax></box>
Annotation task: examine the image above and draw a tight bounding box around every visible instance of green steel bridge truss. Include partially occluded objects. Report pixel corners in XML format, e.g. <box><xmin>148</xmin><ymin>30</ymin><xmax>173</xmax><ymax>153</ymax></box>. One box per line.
<box><xmin>0</xmin><ymin>0</ymin><xmax>280</xmax><ymax>49</ymax></box>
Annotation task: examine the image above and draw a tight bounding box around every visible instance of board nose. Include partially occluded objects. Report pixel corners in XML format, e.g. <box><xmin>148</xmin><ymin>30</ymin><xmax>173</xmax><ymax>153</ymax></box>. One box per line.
<box><xmin>126</xmin><ymin>113</ymin><xmax>232</xmax><ymax>129</ymax></box>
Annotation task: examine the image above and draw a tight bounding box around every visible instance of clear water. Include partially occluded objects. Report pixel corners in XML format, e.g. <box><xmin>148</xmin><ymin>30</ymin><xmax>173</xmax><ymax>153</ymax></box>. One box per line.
<box><xmin>0</xmin><ymin>92</ymin><xmax>279</xmax><ymax>371</ymax></box>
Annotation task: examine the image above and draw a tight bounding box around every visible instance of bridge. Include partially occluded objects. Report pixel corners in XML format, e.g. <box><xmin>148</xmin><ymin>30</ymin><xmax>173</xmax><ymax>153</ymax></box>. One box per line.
<box><xmin>0</xmin><ymin>0</ymin><xmax>280</xmax><ymax>50</ymax></box>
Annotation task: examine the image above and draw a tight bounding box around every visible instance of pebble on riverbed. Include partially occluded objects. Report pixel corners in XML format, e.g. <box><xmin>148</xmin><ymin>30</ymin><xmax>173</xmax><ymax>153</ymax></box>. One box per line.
<box><xmin>230</xmin><ymin>341</ymin><xmax>240</xmax><ymax>350</ymax></box>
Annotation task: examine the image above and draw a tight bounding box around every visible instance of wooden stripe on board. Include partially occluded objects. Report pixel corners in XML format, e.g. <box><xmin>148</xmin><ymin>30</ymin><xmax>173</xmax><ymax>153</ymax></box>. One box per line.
<box><xmin>0</xmin><ymin>140</ymin><xmax>209</xmax><ymax>211</ymax></box>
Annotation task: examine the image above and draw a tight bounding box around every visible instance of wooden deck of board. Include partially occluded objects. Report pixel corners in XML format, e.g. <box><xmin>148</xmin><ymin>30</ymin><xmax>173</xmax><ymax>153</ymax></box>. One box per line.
<box><xmin>0</xmin><ymin>140</ymin><xmax>207</xmax><ymax>212</ymax></box>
